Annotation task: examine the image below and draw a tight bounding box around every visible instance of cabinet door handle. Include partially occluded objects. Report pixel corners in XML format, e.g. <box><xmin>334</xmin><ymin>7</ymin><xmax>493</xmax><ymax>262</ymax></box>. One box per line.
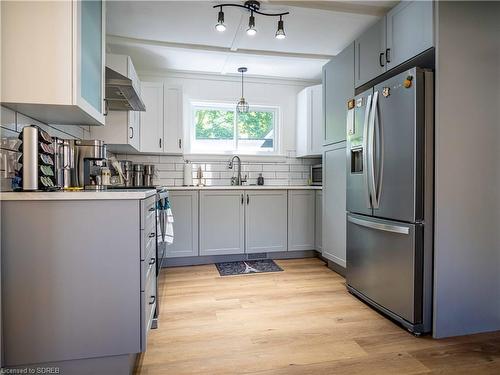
<box><xmin>129</xmin><ymin>127</ymin><xmax>134</xmax><ymax>139</ymax></box>
<box><xmin>159</xmin><ymin>138</ymin><xmax>162</xmax><ymax>149</ymax></box>
<box><xmin>149</xmin><ymin>296</ymin><xmax>156</xmax><ymax>305</ymax></box>
<box><xmin>178</xmin><ymin>139</ymin><xmax>182</xmax><ymax>149</ymax></box>
<box><xmin>246</xmin><ymin>194</ymin><xmax>249</xmax><ymax>205</ymax></box>
<box><xmin>241</xmin><ymin>194</ymin><xmax>244</xmax><ymax>205</ymax></box>
<box><xmin>379</xmin><ymin>52</ymin><xmax>385</xmax><ymax>67</ymax></box>
<box><xmin>385</xmin><ymin>48</ymin><xmax>391</xmax><ymax>63</ymax></box>
<box><xmin>149</xmin><ymin>257</ymin><xmax>156</xmax><ymax>265</ymax></box>
<box><xmin>103</xmin><ymin>99</ymin><xmax>109</xmax><ymax>116</ymax></box>
<box><xmin>149</xmin><ymin>232</ymin><xmax>155</xmax><ymax>238</ymax></box>
<box><xmin>148</xmin><ymin>207</ymin><xmax>155</xmax><ymax>212</ymax></box>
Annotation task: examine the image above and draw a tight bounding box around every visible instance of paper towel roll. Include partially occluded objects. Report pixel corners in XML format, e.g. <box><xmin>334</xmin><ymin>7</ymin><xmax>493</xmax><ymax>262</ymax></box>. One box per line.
<box><xmin>183</xmin><ymin>161</ymin><xmax>193</xmax><ymax>186</ymax></box>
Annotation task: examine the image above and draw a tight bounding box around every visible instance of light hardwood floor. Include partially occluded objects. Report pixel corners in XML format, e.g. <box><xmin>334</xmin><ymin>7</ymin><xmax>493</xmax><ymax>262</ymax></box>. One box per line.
<box><xmin>136</xmin><ymin>258</ymin><xmax>500</xmax><ymax>374</ymax></box>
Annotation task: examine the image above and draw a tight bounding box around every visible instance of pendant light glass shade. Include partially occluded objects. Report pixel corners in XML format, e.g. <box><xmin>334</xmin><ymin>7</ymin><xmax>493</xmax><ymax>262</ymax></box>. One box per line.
<box><xmin>275</xmin><ymin>17</ymin><xmax>285</xmax><ymax>39</ymax></box>
<box><xmin>236</xmin><ymin>67</ymin><xmax>249</xmax><ymax>113</ymax></box>
<box><xmin>237</xmin><ymin>98</ymin><xmax>250</xmax><ymax>113</ymax></box>
<box><xmin>215</xmin><ymin>7</ymin><xmax>226</xmax><ymax>32</ymax></box>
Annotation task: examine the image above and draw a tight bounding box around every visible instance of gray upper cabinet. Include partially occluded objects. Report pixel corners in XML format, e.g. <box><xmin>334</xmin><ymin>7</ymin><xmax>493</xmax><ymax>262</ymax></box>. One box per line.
<box><xmin>245</xmin><ymin>190</ymin><xmax>287</xmax><ymax>253</ymax></box>
<box><xmin>288</xmin><ymin>190</ymin><xmax>315</xmax><ymax>251</ymax></box>
<box><xmin>386</xmin><ymin>1</ymin><xmax>434</xmax><ymax>70</ymax></box>
<box><xmin>323</xmin><ymin>43</ymin><xmax>355</xmax><ymax>146</ymax></box>
<box><xmin>165</xmin><ymin>191</ymin><xmax>199</xmax><ymax>258</ymax></box>
<box><xmin>355</xmin><ymin>19</ymin><xmax>386</xmax><ymax>88</ymax></box>
<box><xmin>322</xmin><ymin>143</ymin><xmax>347</xmax><ymax>268</ymax></box>
<box><xmin>354</xmin><ymin>1</ymin><xmax>434</xmax><ymax>88</ymax></box>
<box><xmin>199</xmin><ymin>190</ymin><xmax>245</xmax><ymax>256</ymax></box>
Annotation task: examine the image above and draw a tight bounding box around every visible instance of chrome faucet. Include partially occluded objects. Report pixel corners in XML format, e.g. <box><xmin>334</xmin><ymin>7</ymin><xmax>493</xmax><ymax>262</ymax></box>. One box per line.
<box><xmin>228</xmin><ymin>155</ymin><xmax>243</xmax><ymax>185</ymax></box>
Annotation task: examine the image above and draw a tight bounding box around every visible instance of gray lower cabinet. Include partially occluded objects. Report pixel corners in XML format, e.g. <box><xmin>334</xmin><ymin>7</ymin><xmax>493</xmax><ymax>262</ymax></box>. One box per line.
<box><xmin>245</xmin><ymin>190</ymin><xmax>287</xmax><ymax>253</ymax></box>
<box><xmin>315</xmin><ymin>191</ymin><xmax>323</xmax><ymax>251</ymax></box>
<box><xmin>199</xmin><ymin>190</ymin><xmax>245</xmax><ymax>255</ymax></box>
<box><xmin>166</xmin><ymin>190</ymin><xmax>199</xmax><ymax>258</ymax></box>
<box><xmin>322</xmin><ymin>143</ymin><xmax>347</xmax><ymax>267</ymax></box>
<box><xmin>288</xmin><ymin>190</ymin><xmax>315</xmax><ymax>251</ymax></box>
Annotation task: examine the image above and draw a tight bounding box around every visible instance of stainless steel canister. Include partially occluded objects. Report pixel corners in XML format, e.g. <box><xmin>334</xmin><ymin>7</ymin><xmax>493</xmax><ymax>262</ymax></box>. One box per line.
<box><xmin>121</xmin><ymin>160</ymin><xmax>133</xmax><ymax>187</ymax></box>
<box><xmin>133</xmin><ymin>163</ymin><xmax>144</xmax><ymax>186</ymax></box>
<box><xmin>53</xmin><ymin>138</ymin><xmax>75</xmax><ymax>188</ymax></box>
<box><xmin>143</xmin><ymin>164</ymin><xmax>156</xmax><ymax>187</ymax></box>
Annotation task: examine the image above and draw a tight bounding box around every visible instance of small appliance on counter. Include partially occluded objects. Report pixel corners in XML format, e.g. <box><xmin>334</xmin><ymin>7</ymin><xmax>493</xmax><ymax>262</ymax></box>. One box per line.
<box><xmin>74</xmin><ymin>140</ymin><xmax>107</xmax><ymax>190</ymax></box>
<box><xmin>17</xmin><ymin>125</ymin><xmax>57</xmax><ymax>191</ymax></box>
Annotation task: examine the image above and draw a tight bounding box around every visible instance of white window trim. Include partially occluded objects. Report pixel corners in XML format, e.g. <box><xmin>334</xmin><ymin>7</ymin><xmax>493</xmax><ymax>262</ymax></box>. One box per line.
<box><xmin>187</xmin><ymin>101</ymin><xmax>283</xmax><ymax>157</ymax></box>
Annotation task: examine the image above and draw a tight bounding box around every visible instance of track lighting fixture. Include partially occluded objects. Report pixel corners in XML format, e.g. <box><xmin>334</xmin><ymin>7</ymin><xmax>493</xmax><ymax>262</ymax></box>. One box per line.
<box><xmin>215</xmin><ymin>6</ymin><xmax>226</xmax><ymax>32</ymax></box>
<box><xmin>213</xmin><ymin>1</ymin><xmax>289</xmax><ymax>40</ymax></box>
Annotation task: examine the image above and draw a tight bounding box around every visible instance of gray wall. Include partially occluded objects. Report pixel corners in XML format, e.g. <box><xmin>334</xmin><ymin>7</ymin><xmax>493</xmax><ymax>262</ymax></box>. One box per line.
<box><xmin>433</xmin><ymin>1</ymin><xmax>500</xmax><ymax>338</ymax></box>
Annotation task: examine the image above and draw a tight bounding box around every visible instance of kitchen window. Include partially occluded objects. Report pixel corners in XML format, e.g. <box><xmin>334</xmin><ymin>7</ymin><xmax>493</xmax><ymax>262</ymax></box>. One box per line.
<box><xmin>190</xmin><ymin>103</ymin><xmax>279</xmax><ymax>155</ymax></box>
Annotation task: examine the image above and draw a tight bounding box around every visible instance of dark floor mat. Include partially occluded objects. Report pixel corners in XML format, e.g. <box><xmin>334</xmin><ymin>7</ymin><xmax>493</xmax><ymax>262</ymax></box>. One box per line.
<box><xmin>215</xmin><ymin>259</ymin><xmax>283</xmax><ymax>276</ymax></box>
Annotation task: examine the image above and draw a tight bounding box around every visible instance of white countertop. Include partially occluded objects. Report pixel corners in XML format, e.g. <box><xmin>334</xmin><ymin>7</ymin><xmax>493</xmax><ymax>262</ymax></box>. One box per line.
<box><xmin>0</xmin><ymin>189</ymin><xmax>157</xmax><ymax>201</ymax></box>
<box><xmin>165</xmin><ymin>185</ymin><xmax>322</xmax><ymax>191</ymax></box>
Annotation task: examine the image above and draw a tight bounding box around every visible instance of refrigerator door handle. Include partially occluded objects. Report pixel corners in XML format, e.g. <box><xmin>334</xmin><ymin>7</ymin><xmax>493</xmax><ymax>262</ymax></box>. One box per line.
<box><xmin>362</xmin><ymin>94</ymin><xmax>373</xmax><ymax>209</ymax></box>
<box><xmin>348</xmin><ymin>215</ymin><xmax>409</xmax><ymax>235</ymax></box>
<box><xmin>367</xmin><ymin>91</ymin><xmax>378</xmax><ymax>208</ymax></box>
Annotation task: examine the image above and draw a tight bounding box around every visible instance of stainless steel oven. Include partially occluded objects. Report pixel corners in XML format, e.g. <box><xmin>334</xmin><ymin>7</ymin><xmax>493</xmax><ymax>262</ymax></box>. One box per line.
<box><xmin>311</xmin><ymin>164</ymin><xmax>322</xmax><ymax>186</ymax></box>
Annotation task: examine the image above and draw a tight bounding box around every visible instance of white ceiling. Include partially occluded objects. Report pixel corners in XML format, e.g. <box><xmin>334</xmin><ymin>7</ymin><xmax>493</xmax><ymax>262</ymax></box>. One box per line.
<box><xmin>106</xmin><ymin>1</ymin><xmax>394</xmax><ymax>80</ymax></box>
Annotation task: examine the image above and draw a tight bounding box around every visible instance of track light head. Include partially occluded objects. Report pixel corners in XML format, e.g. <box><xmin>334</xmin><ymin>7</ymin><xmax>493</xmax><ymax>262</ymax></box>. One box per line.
<box><xmin>246</xmin><ymin>12</ymin><xmax>257</xmax><ymax>36</ymax></box>
<box><xmin>215</xmin><ymin>7</ymin><xmax>226</xmax><ymax>32</ymax></box>
<box><xmin>275</xmin><ymin>17</ymin><xmax>286</xmax><ymax>39</ymax></box>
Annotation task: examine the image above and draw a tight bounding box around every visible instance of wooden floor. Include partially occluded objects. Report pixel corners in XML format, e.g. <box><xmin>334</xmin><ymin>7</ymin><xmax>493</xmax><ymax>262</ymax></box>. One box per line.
<box><xmin>136</xmin><ymin>258</ymin><xmax>500</xmax><ymax>375</ymax></box>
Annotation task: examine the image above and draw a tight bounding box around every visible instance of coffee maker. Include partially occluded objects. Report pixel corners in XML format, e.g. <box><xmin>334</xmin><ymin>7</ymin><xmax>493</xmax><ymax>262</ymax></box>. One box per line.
<box><xmin>74</xmin><ymin>140</ymin><xmax>107</xmax><ymax>190</ymax></box>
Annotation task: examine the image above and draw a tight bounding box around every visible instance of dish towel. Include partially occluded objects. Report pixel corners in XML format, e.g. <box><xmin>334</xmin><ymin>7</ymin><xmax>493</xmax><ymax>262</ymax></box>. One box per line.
<box><xmin>165</xmin><ymin>199</ymin><xmax>174</xmax><ymax>245</ymax></box>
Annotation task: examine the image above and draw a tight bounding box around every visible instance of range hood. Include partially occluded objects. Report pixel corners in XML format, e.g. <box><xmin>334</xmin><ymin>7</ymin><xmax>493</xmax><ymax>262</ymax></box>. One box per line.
<box><xmin>105</xmin><ymin>67</ymin><xmax>146</xmax><ymax>112</ymax></box>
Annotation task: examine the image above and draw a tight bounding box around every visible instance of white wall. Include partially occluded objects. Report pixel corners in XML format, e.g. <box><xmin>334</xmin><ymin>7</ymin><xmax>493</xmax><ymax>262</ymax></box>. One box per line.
<box><xmin>433</xmin><ymin>1</ymin><xmax>500</xmax><ymax>338</ymax></box>
<box><xmin>138</xmin><ymin>70</ymin><xmax>318</xmax><ymax>157</ymax></box>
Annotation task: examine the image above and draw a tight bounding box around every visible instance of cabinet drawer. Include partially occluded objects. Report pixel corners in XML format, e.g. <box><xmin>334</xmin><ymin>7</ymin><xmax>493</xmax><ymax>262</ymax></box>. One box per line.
<box><xmin>140</xmin><ymin>272</ymin><xmax>157</xmax><ymax>352</ymax></box>
<box><xmin>141</xmin><ymin>223</ymin><xmax>156</xmax><ymax>261</ymax></box>
<box><xmin>141</xmin><ymin>196</ymin><xmax>156</xmax><ymax>230</ymax></box>
<box><xmin>141</xmin><ymin>253</ymin><xmax>157</xmax><ymax>292</ymax></box>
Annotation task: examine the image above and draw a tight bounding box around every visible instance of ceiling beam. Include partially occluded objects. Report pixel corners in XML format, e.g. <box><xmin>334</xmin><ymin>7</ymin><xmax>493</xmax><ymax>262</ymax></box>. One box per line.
<box><xmin>107</xmin><ymin>34</ymin><xmax>334</xmax><ymax>60</ymax></box>
<box><xmin>265</xmin><ymin>1</ymin><xmax>397</xmax><ymax>16</ymax></box>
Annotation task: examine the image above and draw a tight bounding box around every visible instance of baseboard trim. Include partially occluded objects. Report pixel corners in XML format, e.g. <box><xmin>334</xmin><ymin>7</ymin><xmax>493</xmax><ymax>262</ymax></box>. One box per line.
<box><xmin>163</xmin><ymin>250</ymin><xmax>317</xmax><ymax>267</ymax></box>
<box><xmin>326</xmin><ymin>259</ymin><xmax>346</xmax><ymax>277</ymax></box>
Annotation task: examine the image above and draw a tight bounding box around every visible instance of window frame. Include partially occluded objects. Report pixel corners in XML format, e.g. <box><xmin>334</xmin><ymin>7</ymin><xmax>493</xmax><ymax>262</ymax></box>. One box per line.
<box><xmin>189</xmin><ymin>101</ymin><xmax>281</xmax><ymax>156</ymax></box>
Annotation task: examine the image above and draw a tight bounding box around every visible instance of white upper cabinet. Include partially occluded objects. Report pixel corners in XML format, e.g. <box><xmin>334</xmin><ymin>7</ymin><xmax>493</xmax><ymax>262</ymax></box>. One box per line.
<box><xmin>354</xmin><ymin>0</ymin><xmax>434</xmax><ymax>88</ymax></box>
<box><xmin>385</xmin><ymin>1</ymin><xmax>434</xmax><ymax>70</ymax></box>
<box><xmin>91</xmin><ymin>54</ymin><xmax>141</xmax><ymax>152</ymax></box>
<box><xmin>140</xmin><ymin>82</ymin><xmax>183</xmax><ymax>154</ymax></box>
<box><xmin>140</xmin><ymin>82</ymin><xmax>164</xmax><ymax>153</ymax></box>
<box><xmin>1</xmin><ymin>0</ymin><xmax>106</xmax><ymax>126</ymax></box>
<box><xmin>296</xmin><ymin>85</ymin><xmax>323</xmax><ymax>157</ymax></box>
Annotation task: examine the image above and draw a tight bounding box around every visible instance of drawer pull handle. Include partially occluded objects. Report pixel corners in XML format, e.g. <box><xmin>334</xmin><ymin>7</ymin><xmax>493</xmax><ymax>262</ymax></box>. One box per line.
<box><xmin>149</xmin><ymin>296</ymin><xmax>156</xmax><ymax>305</ymax></box>
<box><xmin>148</xmin><ymin>207</ymin><xmax>155</xmax><ymax>212</ymax></box>
<box><xmin>149</xmin><ymin>257</ymin><xmax>156</xmax><ymax>265</ymax></box>
<box><xmin>149</xmin><ymin>232</ymin><xmax>155</xmax><ymax>238</ymax></box>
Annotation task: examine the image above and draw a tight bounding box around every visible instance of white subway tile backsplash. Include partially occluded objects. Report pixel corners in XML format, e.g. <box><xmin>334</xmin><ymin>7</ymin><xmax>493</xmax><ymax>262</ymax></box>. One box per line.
<box><xmin>111</xmin><ymin>152</ymin><xmax>320</xmax><ymax>187</ymax></box>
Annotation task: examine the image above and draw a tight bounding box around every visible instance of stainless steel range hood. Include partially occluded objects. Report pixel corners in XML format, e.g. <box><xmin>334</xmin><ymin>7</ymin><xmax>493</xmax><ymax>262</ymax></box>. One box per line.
<box><xmin>105</xmin><ymin>67</ymin><xmax>146</xmax><ymax>112</ymax></box>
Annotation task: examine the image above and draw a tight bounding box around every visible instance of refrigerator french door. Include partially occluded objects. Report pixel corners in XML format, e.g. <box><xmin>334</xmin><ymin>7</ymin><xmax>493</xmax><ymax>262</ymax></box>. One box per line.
<box><xmin>346</xmin><ymin>67</ymin><xmax>434</xmax><ymax>334</ymax></box>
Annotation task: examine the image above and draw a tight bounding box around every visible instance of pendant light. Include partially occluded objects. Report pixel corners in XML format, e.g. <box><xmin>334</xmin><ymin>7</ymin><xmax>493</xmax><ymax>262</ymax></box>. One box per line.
<box><xmin>236</xmin><ymin>67</ymin><xmax>249</xmax><ymax>113</ymax></box>
<box><xmin>215</xmin><ymin>6</ymin><xmax>226</xmax><ymax>32</ymax></box>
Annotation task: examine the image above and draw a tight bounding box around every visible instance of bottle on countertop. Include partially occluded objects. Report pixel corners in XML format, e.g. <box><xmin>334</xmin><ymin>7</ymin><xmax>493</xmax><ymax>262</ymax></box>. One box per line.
<box><xmin>257</xmin><ymin>173</ymin><xmax>264</xmax><ymax>186</ymax></box>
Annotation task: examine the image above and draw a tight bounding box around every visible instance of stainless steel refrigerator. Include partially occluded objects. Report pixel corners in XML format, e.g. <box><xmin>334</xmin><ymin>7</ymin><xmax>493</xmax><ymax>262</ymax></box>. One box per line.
<box><xmin>346</xmin><ymin>67</ymin><xmax>434</xmax><ymax>334</ymax></box>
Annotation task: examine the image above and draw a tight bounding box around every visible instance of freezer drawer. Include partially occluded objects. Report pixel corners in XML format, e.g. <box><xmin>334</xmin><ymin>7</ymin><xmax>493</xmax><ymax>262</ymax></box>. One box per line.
<box><xmin>346</xmin><ymin>214</ymin><xmax>423</xmax><ymax>324</ymax></box>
